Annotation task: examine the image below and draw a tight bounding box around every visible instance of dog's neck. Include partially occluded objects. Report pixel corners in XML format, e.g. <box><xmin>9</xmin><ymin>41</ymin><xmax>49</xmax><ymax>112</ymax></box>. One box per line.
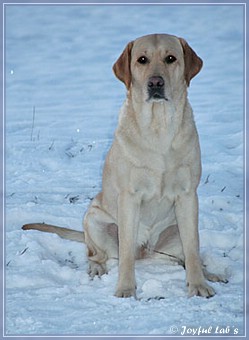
<box><xmin>126</xmin><ymin>88</ymin><xmax>189</xmax><ymax>143</ymax></box>
<box><xmin>116</xmin><ymin>88</ymin><xmax>196</xmax><ymax>170</ymax></box>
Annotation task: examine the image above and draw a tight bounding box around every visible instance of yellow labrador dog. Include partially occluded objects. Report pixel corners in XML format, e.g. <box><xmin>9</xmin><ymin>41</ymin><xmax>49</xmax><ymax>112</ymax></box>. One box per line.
<box><xmin>23</xmin><ymin>34</ymin><xmax>226</xmax><ymax>298</ymax></box>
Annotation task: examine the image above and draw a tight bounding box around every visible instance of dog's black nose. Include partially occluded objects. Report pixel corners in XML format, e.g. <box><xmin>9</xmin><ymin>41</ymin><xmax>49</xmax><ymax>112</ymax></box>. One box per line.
<box><xmin>147</xmin><ymin>76</ymin><xmax>167</xmax><ymax>101</ymax></box>
<box><xmin>148</xmin><ymin>76</ymin><xmax>164</xmax><ymax>88</ymax></box>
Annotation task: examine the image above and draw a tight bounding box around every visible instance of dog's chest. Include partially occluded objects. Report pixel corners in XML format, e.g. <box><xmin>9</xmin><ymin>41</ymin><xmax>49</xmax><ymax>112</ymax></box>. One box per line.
<box><xmin>134</xmin><ymin>150</ymin><xmax>190</xmax><ymax>198</ymax></box>
<box><xmin>135</xmin><ymin>165</ymin><xmax>191</xmax><ymax>248</ymax></box>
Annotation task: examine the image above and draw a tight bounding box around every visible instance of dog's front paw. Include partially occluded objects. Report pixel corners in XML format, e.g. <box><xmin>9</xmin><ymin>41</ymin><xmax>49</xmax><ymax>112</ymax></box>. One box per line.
<box><xmin>115</xmin><ymin>284</ymin><xmax>136</xmax><ymax>298</ymax></box>
<box><xmin>88</xmin><ymin>261</ymin><xmax>107</xmax><ymax>279</ymax></box>
<box><xmin>188</xmin><ymin>281</ymin><xmax>215</xmax><ymax>298</ymax></box>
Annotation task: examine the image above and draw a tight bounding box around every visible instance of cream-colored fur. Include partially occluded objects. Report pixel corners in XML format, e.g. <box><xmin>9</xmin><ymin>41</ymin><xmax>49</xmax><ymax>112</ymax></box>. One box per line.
<box><xmin>23</xmin><ymin>34</ymin><xmax>227</xmax><ymax>298</ymax></box>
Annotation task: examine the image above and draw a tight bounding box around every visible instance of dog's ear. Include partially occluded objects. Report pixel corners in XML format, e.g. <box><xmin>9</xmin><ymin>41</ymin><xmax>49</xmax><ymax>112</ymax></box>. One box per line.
<box><xmin>113</xmin><ymin>41</ymin><xmax>134</xmax><ymax>89</ymax></box>
<box><xmin>179</xmin><ymin>38</ymin><xmax>203</xmax><ymax>86</ymax></box>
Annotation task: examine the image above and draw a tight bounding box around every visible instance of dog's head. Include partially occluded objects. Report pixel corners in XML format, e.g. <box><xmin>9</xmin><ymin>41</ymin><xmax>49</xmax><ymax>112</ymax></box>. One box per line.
<box><xmin>113</xmin><ymin>34</ymin><xmax>203</xmax><ymax>103</ymax></box>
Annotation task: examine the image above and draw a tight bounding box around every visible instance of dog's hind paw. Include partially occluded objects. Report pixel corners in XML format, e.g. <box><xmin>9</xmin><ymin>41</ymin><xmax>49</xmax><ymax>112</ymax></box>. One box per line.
<box><xmin>203</xmin><ymin>268</ymin><xmax>229</xmax><ymax>283</ymax></box>
<box><xmin>87</xmin><ymin>261</ymin><xmax>107</xmax><ymax>279</ymax></box>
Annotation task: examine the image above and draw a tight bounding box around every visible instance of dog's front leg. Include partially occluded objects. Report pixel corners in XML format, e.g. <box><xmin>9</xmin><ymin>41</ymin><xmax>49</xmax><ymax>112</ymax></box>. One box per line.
<box><xmin>175</xmin><ymin>191</ymin><xmax>215</xmax><ymax>298</ymax></box>
<box><xmin>115</xmin><ymin>190</ymin><xmax>141</xmax><ymax>298</ymax></box>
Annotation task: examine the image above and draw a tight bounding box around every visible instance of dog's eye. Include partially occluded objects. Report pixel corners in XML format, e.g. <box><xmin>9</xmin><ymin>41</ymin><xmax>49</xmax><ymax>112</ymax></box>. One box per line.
<box><xmin>137</xmin><ymin>56</ymin><xmax>149</xmax><ymax>64</ymax></box>
<box><xmin>165</xmin><ymin>55</ymin><xmax>177</xmax><ymax>64</ymax></box>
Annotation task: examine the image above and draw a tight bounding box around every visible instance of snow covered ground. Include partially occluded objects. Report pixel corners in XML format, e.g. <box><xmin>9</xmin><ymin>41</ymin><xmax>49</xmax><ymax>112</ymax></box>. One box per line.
<box><xmin>4</xmin><ymin>3</ymin><xmax>245</xmax><ymax>336</ymax></box>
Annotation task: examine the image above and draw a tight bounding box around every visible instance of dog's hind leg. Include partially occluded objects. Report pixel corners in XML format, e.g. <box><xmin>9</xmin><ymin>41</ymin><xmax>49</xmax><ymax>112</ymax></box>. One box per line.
<box><xmin>154</xmin><ymin>225</ymin><xmax>228</xmax><ymax>284</ymax></box>
<box><xmin>84</xmin><ymin>194</ymin><xmax>118</xmax><ymax>278</ymax></box>
<box><xmin>153</xmin><ymin>225</ymin><xmax>185</xmax><ymax>265</ymax></box>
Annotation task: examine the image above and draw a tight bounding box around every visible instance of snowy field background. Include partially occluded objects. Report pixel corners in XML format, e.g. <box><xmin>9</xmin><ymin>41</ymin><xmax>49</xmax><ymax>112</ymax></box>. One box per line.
<box><xmin>4</xmin><ymin>4</ymin><xmax>245</xmax><ymax>336</ymax></box>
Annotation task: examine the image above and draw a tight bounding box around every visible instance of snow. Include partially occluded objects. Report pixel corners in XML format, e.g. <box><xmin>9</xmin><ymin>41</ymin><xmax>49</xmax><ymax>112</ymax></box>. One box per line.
<box><xmin>4</xmin><ymin>3</ymin><xmax>245</xmax><ymax>336</ymax></box>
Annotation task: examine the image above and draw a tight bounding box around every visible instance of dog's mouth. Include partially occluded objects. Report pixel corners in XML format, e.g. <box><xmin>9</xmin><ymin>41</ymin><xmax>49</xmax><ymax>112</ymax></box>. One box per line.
<box><xmin>147</xmin><ymin>90</ymin><xmax>168</xmax><ymax>102</ymax></box>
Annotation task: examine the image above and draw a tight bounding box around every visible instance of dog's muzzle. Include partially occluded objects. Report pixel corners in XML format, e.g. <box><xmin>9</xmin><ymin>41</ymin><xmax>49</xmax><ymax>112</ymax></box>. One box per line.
<box><xmin>147</xmin><ymin>76</ymin><xmax>168</xmax><ymax>101</ymax></box>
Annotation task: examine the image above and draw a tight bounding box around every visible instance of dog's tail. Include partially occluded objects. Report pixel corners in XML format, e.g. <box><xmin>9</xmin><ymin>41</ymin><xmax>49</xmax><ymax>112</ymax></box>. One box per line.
<box><xmin>22</xmin><ymin>223</ymin><xmax>85</xmax><ymax>243</ymax></box>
